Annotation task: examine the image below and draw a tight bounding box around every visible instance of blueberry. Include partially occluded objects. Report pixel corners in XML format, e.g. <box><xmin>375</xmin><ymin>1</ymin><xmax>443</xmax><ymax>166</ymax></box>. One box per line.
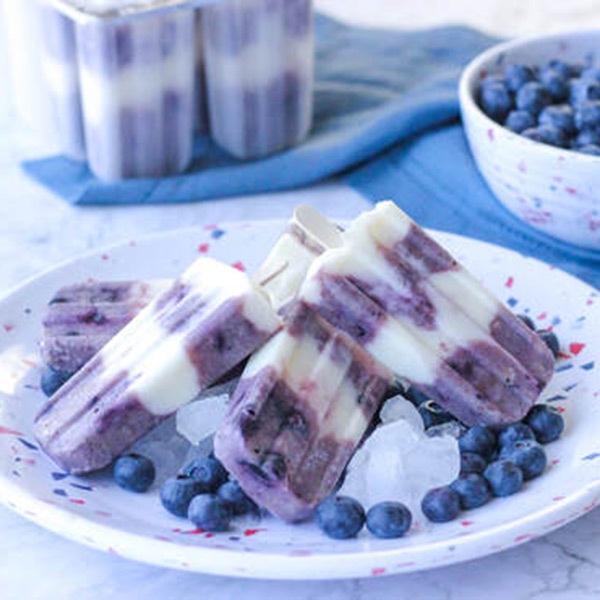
<box><xmin>113</xmin><ymin>453</ymin><xmax>155</xmax><ymax>493</ymax></box>
<box><xmin>459</xmin><ymin>426</ymin><xmax>496</xmax><ymax>460</ymax></box>
<box><xmin>517</xmin><ymin>314</ymin><xmax>536</xmax><ymax>330</ymax></box>
<box><xmin>421</xmin><ymin>486</ymin><xmax>461</xmax><ymax>523</ymax></box>
<box><xmin>581</xmin><ymin>67</ymin><xmax>600</xmax><ymax>82</ymax></box>
<box><xmin>188</xmin><ymin>494</ymin><xmax>232</xmax><ymax>532</ymax></box>
<box><xmin>316</xmin><ymin>496</ymin><xmax>365</xmax><ymax>539</ymax></box>
<box><xmin>484</xmin><ymin>460</ymin><xmax>523</xmax><ymax>497</ymax></box>
<box><xmin>418</xmin><ymin>400</ymin><xmax>453</xmax><ymax>429</ymax></box>
<box><xmin>460</xmin><ymin>452</ymin><xmax>488</xmax><ymax>476</ymax></box>
<box><xmin>366</xmin><ymin>501</ymin><xmax>412</xmax><ymax>539</ymax></box>
<box><xmin>538</xmin><ymin>104</ymin><xmax>576</xmax><ymax>135</ymax></box>
<box><xmin>538</xmin><ymin>68</ymin><xmax>569</xmax><ymax>102</ymax></box>
<box><xmin>182</xmin><ymin>457</ymin><xmax>228</xmax><ymax>493</ymax></box>
<box><xmin>499</xmin><ymin>439</ymin><xmax>547</xmax><ymax>480</ymax></box>
<box><xmin>403</xmin><ymin>386</ymin><xmax>429</xmax><ymax>407</ymax></box>
<box><xmin>524</xmin><ymin>405</ymin><xmax>565</xmax><ymax>444</ymax></box>
<box><xmin>480</xmin><ymin>73</ymin><xmax>507</xmax><ymax>90</ymax></box>
<box><xmin>480</xmin><ymin>82</ymin><xmax>514</xmax><ymax>122</ymax></box>
<box><xmin>450</xmin><ymin>474</ymin><xmax>491</xmax><ymax>509</ymax></box>
<box><xmin>498</xmin><ymin>423</ymin><xmax>536</xmax><ymax>448</ymax></box>
<box><xmin>516</xmin><ymin>82</ymin><xmax>551</xmax><ymax>116</ymax></box>
<box><xmin>160</xmin><ymin>475</ymin><xmax>205</xmax><ymax>518</ymax></box>
<box><xmin>40</xmin><ymin>368</ymin><xmax>73</xmax><ymax>397</ymax></box>
<box><xmin>575</xmin><ymin>128</ymin><xmax>600</xmax><ymax>147</ymax></box>
<box><xmin>569</xmin><ymin>78</ymin><xmax>600</xmax><ymax>106</ymax></box>
<box><xmin>505</xmin><ymin>65</ymin><xmax>535</xmax><ymax>92</ymax></box>
<box><xmin>521</xmin><ymin>125</ymin><xmax>568</xmax><ymax>148</ymax></box>
<box><xmin>579</xmin><ymin>144</ymin><xmax>600</xmax><ymax>156</ymax></box>
<box><xmin>505</xmin><ymin>110</ymin><xmax>536</xmax><ymax>133</ymax></box>
<box><xmin>537</xmin><ymin>329</ymin><xmax>560</xmax><ymax>358</ymax></box>
<box><xmin>217</xmin><ymin>480</ymin><xmax>257</xmax><ymax>516</ymax></box>
<box><xmin>547</xmin><ymin>60</ymin><xmax>581</xmax><ymax>78</ymax></box>
<box><xmin>575</xmin><ymin>101</ymin><xmax>600</xmax><ymax>130</ymax></box>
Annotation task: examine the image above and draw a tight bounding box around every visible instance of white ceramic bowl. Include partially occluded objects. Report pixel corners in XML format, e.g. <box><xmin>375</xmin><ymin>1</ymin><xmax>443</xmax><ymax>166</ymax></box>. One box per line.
<box><xmin>459</xmin><ymin>31</ymin><xmax>600</xmax><ymax>251</ymax></box>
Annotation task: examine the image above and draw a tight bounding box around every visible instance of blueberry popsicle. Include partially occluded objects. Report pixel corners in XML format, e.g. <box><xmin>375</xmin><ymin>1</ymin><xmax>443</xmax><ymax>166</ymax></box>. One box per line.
<box><xmin>39</xmin><ymin>205</ymin><xmax>341</xmax><ymax>374</ymax></box>
<box><xmin>214</xmin><ymin>302</ymin><xmax>391</xmax><ymax>522</ymax></box>
<box><xmin>41</xmin><ymin>280</ymin><xmax>169</xmax><ymax>374</ymax></box>
<box><xmin>298</xmin><ymin>201</ymin><xmax>555</xmax><ymax>427</ymax></box>
<box><xmin>34</xmin><ymin>258</ymin><xmax>281</xmax><ymax>474</ymax></box>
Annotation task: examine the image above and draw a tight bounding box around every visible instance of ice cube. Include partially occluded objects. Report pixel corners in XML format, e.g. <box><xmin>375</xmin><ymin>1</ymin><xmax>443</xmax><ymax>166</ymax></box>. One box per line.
<box><xmin>130</xmin><ymin>417</ymin><xmax>191</xmax><ymax>484</ymax></box>
<box><xmin>379</xmin><ymin>395</ymin><xmax>424</xmax><ymax>432</ymax></box>
<box><xmin>176</xmin><ymin>393</ymin><xmax>229</xmax><ymax>445</ymax></box>
<box><xmin>425</xmin><ymin>420</ymin><xmax>467</xmax><ymax>440</ymax></box>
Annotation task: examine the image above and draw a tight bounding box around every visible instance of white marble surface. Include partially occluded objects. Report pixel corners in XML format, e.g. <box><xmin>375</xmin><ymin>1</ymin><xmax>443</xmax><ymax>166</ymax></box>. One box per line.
<box><xmin>1</xmin><ymin>2</ymin><xmax>600</xmax><ymax>599</ymax></box>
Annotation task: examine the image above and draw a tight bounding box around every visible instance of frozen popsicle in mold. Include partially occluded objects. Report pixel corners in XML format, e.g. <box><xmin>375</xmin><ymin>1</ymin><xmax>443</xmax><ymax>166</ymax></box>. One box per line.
<box><xmin>214</xmin><ymin>301</ymin><xmax>392</xmax><ymax>523</ymax></box>
<box><xmin>41</xmin><ymin>280</ymin><xmax>169</xmax><ymax>374</ymax></box>
<box><xmin>34</xmin><ymin>258</ymin><xmax>281</xmax><ymax>474</ymax></box>
<box><xmin>202</xmin><ymin>0</ymin><xmax>314</xmax><ymax>159</ymax></box>
<box><xmin>75</xmin><ymin>7</ymin><xmax>196</xmax><ymax>180</ymax></box>
<box><xmin>298</xmin><ymin>202</ymin><xmax>555</xmax><ymax>427</ymax></box>
<box><xmin>40</xmin><ymin>5</ymin><xmax>87</xmax><ymax>160</ymax></box>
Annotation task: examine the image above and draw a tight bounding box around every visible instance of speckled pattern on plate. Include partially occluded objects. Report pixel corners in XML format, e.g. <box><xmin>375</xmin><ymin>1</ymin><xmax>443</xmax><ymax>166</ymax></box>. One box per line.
<box><xmin>0</xmin><ymin>220</ymin><xmax>598</xmax><ymax>580</ymax></box>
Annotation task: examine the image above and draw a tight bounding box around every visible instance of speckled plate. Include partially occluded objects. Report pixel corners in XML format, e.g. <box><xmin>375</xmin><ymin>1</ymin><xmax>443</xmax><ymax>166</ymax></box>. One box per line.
<box><xmin>0</xmin><ymin>220</ymin><xmax>598</xmax><ymax>580</ymax></box>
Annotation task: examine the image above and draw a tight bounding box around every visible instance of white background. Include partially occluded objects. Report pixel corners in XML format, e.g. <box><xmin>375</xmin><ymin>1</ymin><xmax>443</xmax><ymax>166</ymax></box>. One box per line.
<box><xmin>1</xmin><ymin>2</ymin><xmax>600</xmax><ymax>599</ymax></box>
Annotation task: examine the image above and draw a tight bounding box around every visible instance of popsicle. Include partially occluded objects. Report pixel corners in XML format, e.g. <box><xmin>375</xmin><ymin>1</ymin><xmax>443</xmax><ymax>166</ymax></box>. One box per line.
<box><xmin>214</xmin><ymin>301</ymin><xmax>392</xmax><ymax>522</ymax></box>
<box><xmin>298</xmin><ymin>201</ymin><xmax>555</xmax><ymax>427</ymax></box>
<box><xmin>34</xmin><ymin>205</ymin><xmax>342</xmax><ymax>474</ymax></box>
<box><xmin>41</xmin><ymin>280</ymin><xmax>169</xmax><ymax>374</ymax></box>
<box><xmin>34</xmin><ymin>258</ymin><xmax>281</xmax><ymax>474</ymax></box>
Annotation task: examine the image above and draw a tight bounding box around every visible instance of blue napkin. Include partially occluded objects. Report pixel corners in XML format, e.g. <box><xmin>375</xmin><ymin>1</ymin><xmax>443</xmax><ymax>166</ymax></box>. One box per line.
<box><xmin>346</xmin><ymin>124</ymin><xmax>600</xmax><ymax>289</ymax></box>
<box><xmin>23</xmin><ymin>15</ymin><xmax>496</xmax><ymax>205</ymax></box>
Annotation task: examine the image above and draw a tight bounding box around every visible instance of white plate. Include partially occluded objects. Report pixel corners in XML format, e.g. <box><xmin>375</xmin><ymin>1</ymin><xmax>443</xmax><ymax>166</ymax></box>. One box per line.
<box><xmin>0</xmin><ymin>220</ymin><xmax>599</xmax><ymax>580</ymax></box>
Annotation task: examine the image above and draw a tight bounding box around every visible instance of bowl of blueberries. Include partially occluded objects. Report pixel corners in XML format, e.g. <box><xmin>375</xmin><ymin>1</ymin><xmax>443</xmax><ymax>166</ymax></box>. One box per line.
<box><xmin>459</xmin><ymin>31</ymin><xmax>600</xmax><ymax>250</ymax></box>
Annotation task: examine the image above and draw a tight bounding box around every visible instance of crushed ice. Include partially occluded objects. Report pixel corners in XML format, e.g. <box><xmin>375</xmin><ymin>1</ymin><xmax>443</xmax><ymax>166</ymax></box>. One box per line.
<box><xmin>339</xmin><ymin>395</ymin><xmax>460</xmax><ymax>526</ymax></box>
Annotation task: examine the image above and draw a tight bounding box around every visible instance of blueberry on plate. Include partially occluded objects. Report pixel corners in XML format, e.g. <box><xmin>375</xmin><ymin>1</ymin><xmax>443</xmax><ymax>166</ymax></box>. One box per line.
<box><xmin>113</xmin><ymin>453</ymin><xmax>156</xmax><ymax>493</ymax></box>
<box><xmin>422</xmin><ymin>487</ymin><xmax>460</xmax><ymax>523</ymax></box>
<box><xmin>505</xmin><ymin>64</ymin><xmax>535</xmax><ymax>92</ymax></box>
<box><xmin>579</xmin><ymin>144</ymin><xmax>600</xmax><ymax>156</ymax></box>
<box><xmin>182</xmin><ymin>456</ymin><xmax>229</xmax><ymax>493</ymax></box>
<box><xmin>460</xmin><ymin>452</ymin><xmax>488</xmax><ymax>476</ymax></box>
<box><xmin>160</xmin><ymin>475</ymin><xmax>205</xmax><ymax>518</ymax></box>
<box><xmin>450</xmin><ymin>474</ymin><xmax>491</xmax><ymax>509</ymax></box>
<box><xmin>484</xmin><ymin>460</ymin><xmax>524</xmax><ymax>497</ymax></box>
<box><xmin>505</xmin><ymin>110</ymin><xmax>536</xmax><ymax>133</ymax></box>
<box><xmin>517</xmin><ymin>313</ymin><xmax>535</xmax><ymax>330</ymax></box>
<box><xmin>459</xmin><ymin>426</ymin><xmax>496</xmax><ymax>460</ymax></box>
<box><xmin>538</xmin><ymin>104</ymin><xmax>576</xmax><ymax>135</ymax></box>
<box><xmin>524</xmin><ymin>404</ymin><xmax>565</xmax><ymax>444</ymax></box>
<box><xmin>498</xmin><ymin>423</ymin><xmax>535</xmax><ymax>449</ymax></box>
<box><xmin>499</xmin><ymin>439</ymin><xmax>547</xmax><ymax>480</ymax></box>
<box><xmin>418</xmin><ymin>400</ymin><xmax>453</xmax><ymax>429</ymax></box>
<box><xmin>421</xmin><ymin>486</ymin><xmax>460</xmax><ymax>523</ymax></box>
<box><xmin>575</xmin><ymin>101</ymin><xmax>600</xmax><ymax>130</ymax></box>
<box><xmin>546</xmin><ymin>59</ymin><xmax>580</xmax><ymax>79</ymax></box>
<box><xmin>516</xmin><ymin>82</ymin><xmax>551</xmax><ymax>116</ymax></box>
<box><xmin>538</xmin><ymin>67</ymin><xmax>569</xmax><ymax>102</ymax></box>
<box><xmin>574</xmin><ymin>128</ymin><xmax>600</xmax><ymax>148</ymax></box>
<box><xmin>480</xmin><ymin>82</ymin><xmax>514</xmax><ymax>122</ymax></box>
<box><xmin>316</xmin><ymin>496</ymin><xmax>365</xmax><ymax>540</ymax></box>
<box><xmin>536</xmin><ymin>329</ymin><xmax>560</xmax><ymax>358</ymax></box>
<box><xmin>569</xmin><ymin>78</ymin><xmax>600</xmax><ymax>106</ymax></box>
<box><xmin>403</xmin><ymin>386</ymin><xmax>429</xmax><ymax>407</ymax></box>
<box><xmin>217</xmin><ymin>480</ymin><xmax>257</xmax><ymax>516</ymax></box>
<box><xmin>366</xmin><ymin>501</ymin><xmax>412</xmax><ymax>539</ymax></box>
<box><xmin>188</xmin><ymin>494</ymin><xmax>233</xmax><ymax>532</ymax></box>
<box><xmin>40</xmin><ymin>367</ymin><xmax>73</xmax><ymax>397</ymax></box>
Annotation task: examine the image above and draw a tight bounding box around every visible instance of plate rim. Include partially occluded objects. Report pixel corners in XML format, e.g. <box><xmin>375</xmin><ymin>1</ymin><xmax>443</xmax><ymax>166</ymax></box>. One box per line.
<box><xmin>1</xmin><ymin>221</ymin><xmax>599</xmax><ymax>580</ymax></box>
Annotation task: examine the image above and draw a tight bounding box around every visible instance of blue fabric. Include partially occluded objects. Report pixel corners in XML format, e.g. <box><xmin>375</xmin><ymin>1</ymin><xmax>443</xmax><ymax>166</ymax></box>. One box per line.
<box><xmin>346</xmin><ymin>124</ymin><xmax>600</xmax><ymax>289</ymax></box>
<box><xmin>23</xmin><ymin>15</ymin><xmax>496</xmax><ymax>205</ymax></box>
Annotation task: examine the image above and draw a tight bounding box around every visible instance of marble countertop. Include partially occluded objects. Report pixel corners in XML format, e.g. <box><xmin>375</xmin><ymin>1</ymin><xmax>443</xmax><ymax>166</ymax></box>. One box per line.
<box><xmin>1</xmin><ymin>2</ymin><xmax>599</xmax><ymax>599</ymax></box>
